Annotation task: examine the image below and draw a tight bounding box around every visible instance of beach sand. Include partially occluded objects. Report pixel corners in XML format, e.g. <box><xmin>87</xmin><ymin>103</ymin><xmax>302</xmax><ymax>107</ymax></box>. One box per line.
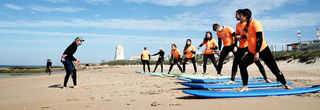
<box><xmin>1</xmin><ymin>60</ymin><xmax>320</xmax><ymax>110</ymax></box>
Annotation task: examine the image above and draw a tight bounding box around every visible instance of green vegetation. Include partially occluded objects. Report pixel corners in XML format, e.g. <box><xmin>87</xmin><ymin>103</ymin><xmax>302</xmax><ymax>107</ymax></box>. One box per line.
<box><xmin>102</xmin><ymin>50</ymin><xmax>320</xmax><ymax>66</ymax></box>
<box><xmin>100</xmin><ymin>60</ymin><xmax>171</xmax><ymax>66</ymax></box>
<box><xmin>272</xmin><ymin>50</ymin><xmax>320</xmax><ymax>64</ymax></box>
<box><xmin>0</xmin><ymin>66</ymin><xmax>64</xmax><ymax>73</ymax></box>
<box><xmin>101</xmin><ymin>54</ymin><xmax>232</xmax><ymax>66</ymax></box>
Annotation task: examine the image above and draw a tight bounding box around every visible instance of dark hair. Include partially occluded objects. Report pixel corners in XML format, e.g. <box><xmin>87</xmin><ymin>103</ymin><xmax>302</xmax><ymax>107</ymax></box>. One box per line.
<box><xmin>144</xmin><ymin>47</ymin><xmax>147</xmax><ymax>50</ymax></box>
<box><xmin>203</xmin><ymin>31</ymin><xmax>212</xmax><ymax>43</ymax></box>
<box><xmin>239</xmin><ymin>8</ymin><xmax>252</xmax><ymax>32</ymax></box>
<box><xmin>172</xmin><ymin>44</ymin><xmax>177</xmax><ymax>49</ymax></box>
<box><xmin>212</xmin><ymin>23</ymin><xmax>220</xmax><ymax>31</ymax></box>
<box><xmin>184</xmin><ymin>39</ymin><xmax>192</xmax><ymax>51</ymax></box>
<box><xmin>236</xmin><ymin>9</ymin><xmax>243</xmax><ymax>20</ymax></box>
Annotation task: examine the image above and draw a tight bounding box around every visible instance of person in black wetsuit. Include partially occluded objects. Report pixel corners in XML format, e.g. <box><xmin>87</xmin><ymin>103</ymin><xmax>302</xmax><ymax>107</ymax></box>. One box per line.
<box><xmin>152</xmin><ymin>48</ymin><xmax>165</xmax><ymax>73</ymax></box>
<box><xmin>61</xmin><ymin>37</ymin><xmax>84</xmax><ymax>89</ymax></box>
<box><xmin>46</xmin><ymin>59</ymin><xmax>52</xmax><ymax>75</ymax></box>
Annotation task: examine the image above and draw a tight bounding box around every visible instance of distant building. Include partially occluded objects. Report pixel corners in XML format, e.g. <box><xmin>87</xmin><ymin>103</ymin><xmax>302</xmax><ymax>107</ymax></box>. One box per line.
<box><xmin>287</xmin><ymin>40</ymin><xmax>320</xmax><ymax>51</ymax></box>
<box><xmin>115</xmin><ymin>45</ymin><xmax>124</xmax><ymax>60</ymax></box>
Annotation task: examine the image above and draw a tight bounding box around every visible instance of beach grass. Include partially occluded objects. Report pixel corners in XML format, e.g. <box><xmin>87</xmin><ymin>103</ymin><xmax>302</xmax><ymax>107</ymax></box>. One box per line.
<box><xmin>0</xmin><ymin>66</ymin><xmax>64</xmax><ymax>73</ymax></box>
<box><xmin>273</xmin><ymin>49</ymin><xmax>320</xmax><ymax>64</ymax></box>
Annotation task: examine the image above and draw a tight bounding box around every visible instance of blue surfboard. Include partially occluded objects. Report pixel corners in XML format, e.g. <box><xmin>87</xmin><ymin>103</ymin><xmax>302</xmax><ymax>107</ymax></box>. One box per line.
<box><xmin>178</xmin><ymin>78</ymin><xmax>265</xmax><ymax>83</ymax></box>
<box><xmin>181</xmin><ymin>82</ymin><xmax>293</xmax><ymax>89</ymax></box>
<box><xmin>182</xmin><ymin>86</ymin><xmax>320</xmax><ymax>98</ymax></box>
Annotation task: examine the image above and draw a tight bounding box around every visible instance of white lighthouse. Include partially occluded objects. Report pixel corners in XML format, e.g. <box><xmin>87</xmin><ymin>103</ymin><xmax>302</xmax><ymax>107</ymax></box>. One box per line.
<box><xmin>115</xmin><ymin>45</ymin><xmax>124</xmax><ymax>60</ymax></box>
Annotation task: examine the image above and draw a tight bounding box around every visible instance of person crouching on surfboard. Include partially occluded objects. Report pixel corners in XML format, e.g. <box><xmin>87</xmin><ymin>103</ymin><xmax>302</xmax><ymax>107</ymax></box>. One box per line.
<box><xmin>168</xmin><ymin>44</ymin><xmax>183</xmax><ymax>74</ymax></box>
<box><xmin>237</xmin><ymin>9</ymin><xmax>292</xmax><ymax>92</ymax></box>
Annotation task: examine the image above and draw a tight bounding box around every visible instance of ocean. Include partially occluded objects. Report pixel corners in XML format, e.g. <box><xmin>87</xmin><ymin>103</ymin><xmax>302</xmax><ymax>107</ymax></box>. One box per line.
<box><xmin>0</xmin><ymin>65</ymin><xmax>46</xmax><ymax>68</ymax></box>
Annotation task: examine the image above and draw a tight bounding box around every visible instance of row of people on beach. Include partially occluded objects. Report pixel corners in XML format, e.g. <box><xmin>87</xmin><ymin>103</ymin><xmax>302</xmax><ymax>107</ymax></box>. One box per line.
<box><xmin>140</xmin><ymin>9</ymin><xmax>292</xmax><ymax>91</ymax></box>
<box><xmin>59</xmin><ymin>8</ymin><xmax>292</xmax><ymax>91</ymax></box>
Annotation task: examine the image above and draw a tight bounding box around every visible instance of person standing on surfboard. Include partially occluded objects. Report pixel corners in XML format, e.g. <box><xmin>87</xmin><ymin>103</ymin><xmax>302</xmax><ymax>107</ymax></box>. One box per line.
<box><xmin>197</xmin><ymin>31</ymin><xmax>218</xmax><ymax>76</ymax></box>
<box><xmin>227</xmin><ymin>9</ymin><xmax>272</xmax><ymax>84</ymax></box>
<box><xmin>152</xmin><ymin>47</ymin><xmax>165</xmax><ymax>73</ymax></box>
<box><xmin>141</xmin><ymin>47</ymin><xmax>151</xmax><ymax>73</ymax></box>
<box><xmin>182</xmin><ymin>39</ymin><xmax>197</xmax><ymax>74</ymax></box>
<box><xmin>212</xmin><ymin>23</ymin><xmax>238</xmax><ymax>79</ymax></box>
<box><xmin>61</xmin><ymin>37</ymin><xmax>83</xmax><ymax>89</ymax></box>
<box><xmin>168</xmin><ymin>44</ymin><xmax>183</xmax><ymax>74</ymax></box>
<box><xmin>238</xmin><ymin>9</ymin><xmax>292</xmax><ymax>92</ymax></box>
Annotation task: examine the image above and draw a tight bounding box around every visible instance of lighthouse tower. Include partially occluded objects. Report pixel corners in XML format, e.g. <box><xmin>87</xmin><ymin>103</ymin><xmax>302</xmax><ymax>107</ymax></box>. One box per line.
<box><xmin>115</xmin><ymin>45</ymin><xmax>124</xmax><ymax>60</ymax></box>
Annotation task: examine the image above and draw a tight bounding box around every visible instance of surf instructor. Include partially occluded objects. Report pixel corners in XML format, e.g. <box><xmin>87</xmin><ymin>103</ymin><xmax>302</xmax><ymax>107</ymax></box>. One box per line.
<box><xmin>61</xmin><ymin>37</ymin><xmax>84</xmax><ymax>89</ymax></box>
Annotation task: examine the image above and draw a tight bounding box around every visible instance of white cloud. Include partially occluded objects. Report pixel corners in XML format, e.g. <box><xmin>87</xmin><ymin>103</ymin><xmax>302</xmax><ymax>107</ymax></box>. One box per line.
<box><xmin>0</xmin><ymin>11</ymin><xmax>318</xmax><ymax>31</ymax></box>
<box><xmin>4</xmin><ymin>4</ymin><xmax>24</xmax><ymax>10</ymax></box>
<box><xmin>0</xmin><ymin>15</ymin><xmax>210</xmax><ymax>31</ymax></box>
<box><xmin>45</xmin><ymin>0</ymin><xmax>68</xmax><ymax>3</ymax></box>
<box><xmin>85</xmin><ymin>0</ymin><xmax>112</xmax><ymax>5</ymax></box>
<box><xmin>0</xmin><ymin>29</ymin><xmax>201</xmax><ymax>45</ymax></box>
<box><xmin>29</xmin><ymin>5</ymin><xmax>86</xmax><ymax>13</ymax></box>
<box><xmin>125</xmin><ymin>0</ymin><xmax>214</xmax><ymax>6</ymax></box>
<box><xmin>260</xmin><ymin>13</ymin><xmax>320</xmax><ymax>31</ymax></box>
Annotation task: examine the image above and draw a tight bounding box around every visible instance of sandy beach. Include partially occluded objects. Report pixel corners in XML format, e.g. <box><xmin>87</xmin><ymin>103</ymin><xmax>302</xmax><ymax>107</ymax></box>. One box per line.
<box><xmin>1</xmin><ymin>60</ymin><xmax>320</xmax><ymax>110</ymax></box>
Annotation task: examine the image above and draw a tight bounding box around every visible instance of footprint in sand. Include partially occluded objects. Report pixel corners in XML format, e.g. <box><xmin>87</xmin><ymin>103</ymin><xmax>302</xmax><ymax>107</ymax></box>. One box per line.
<box><xmin>40</xmin><ymin>106</ymin><xmax>50</xmax><ymax>109</ymax></box>
<box><xmin>104</xmin><ymin>99</ymin><xmax>112</xmax><ymax>101</ymax></box>
<box><xmin>89</xmin><ymin>97</ymin><xmax>95</xmax><ymax>101</ymax></box>
<box><xmin>67</xmin><ymin>98</ymin><xmax>80</xmax><ymax>102</ymax></box>
<box><xmin>151</xmin><ymin>101</ymin><xmax>160</xmax><ymax>106</ymax></box>
<box><xmin>169</xmin><ymin>103</ymin><xmax>182</xmax><ymax>106</ymax></box>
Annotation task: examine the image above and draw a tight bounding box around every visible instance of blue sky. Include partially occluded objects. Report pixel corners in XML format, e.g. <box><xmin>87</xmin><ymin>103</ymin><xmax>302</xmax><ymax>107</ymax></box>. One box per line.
<box><xmin>0</xmin><ymin>0</ymin><xmax>319</xmax><ymax>66</ymax></box>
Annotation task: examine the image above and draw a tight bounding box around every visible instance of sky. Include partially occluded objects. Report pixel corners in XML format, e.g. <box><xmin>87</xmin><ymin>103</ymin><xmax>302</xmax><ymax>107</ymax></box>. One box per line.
<box><xmin>0</xmin><ymin>0</ymin><xmax>319</xmax><ymax>66</ymax></box>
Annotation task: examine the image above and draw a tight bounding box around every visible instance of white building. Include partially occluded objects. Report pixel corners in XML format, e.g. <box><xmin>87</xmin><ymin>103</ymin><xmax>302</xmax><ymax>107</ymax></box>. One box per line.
<box><xmin>115</xmin><ymin>45</ymin><xmax>124</xmax><ymax>60</ymax></box>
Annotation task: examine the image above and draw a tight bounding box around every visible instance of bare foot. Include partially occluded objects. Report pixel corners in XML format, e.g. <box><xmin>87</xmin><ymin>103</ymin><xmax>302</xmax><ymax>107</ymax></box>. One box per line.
<box><xmin>202</xmin><ymin>73</ymin><xmax>206</xmax><ymax>76</ymax></box>
<box><xmin>238</xmin><ymin>87</ymin><xmax>248</xmax><ymax>92</ymax></box>
<box><xmin>61</xmin><ymin>87</ymin><xmax>66</xmax><ymax>89</ymax></box>
<box><xmin>283</xmin><ymin>84</ymin><xmax>293</xmax><ymax>89</ymax></box>
<box><xmin>215</xmin><ymin>74</ymin><xmax>222</xmax><ymax>79</ymax></box>
<box><xmin>265</xmin><ymin>79</ymin><xmax>272</xmax><ymax>83</ymax></box>
<box><xmin>226</xmin><ymin>81</ymin><xmax>235</xmax><ymax>84</ymax></box>
<box><xmin>72</xmin><ymin>86</ymin><xmax>78</xmax><ymax>88</ymax></box>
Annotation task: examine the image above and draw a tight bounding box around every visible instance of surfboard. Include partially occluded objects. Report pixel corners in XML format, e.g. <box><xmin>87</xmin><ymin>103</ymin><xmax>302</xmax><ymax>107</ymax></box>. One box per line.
<box><xmin>179</xmin><ymin>74</ymin><xmax>231</xmax><ymax>79</ymax></box>
<box><xmin>178</xmin><ymin>78</ymin><xmax>265</xmax><ymax>83</ymax></box>
<box><xmin>135</xmin><ymin>72</ymin><xmax>149</xmax><ymax>74</ymax></box>
<box><xmin>150</xmin><ymin>72</ymin><xmax>180</xmax><ymax>77</ymax></box>
<box><xmin>180</xmin><ymin>82</ymin><xmax>293</xmax><ymax>89</ymax></box>
<box><xmin>182</xmin><ymin>86</ymin><xmax>320</xmax><ymax>98</ymax></box>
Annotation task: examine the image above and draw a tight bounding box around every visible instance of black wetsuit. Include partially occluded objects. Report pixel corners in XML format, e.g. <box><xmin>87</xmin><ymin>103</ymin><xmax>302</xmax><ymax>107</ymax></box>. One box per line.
<box><xmin>168</xmin><ymin>55</ymin><xmax>183</xmax><ymax>74</ymax></box>
<box><xmin>153</xmin><ymin>51</ymin><xmax>165</xmax><ymax>72</ymax></box>
<box><xmin>216</xmin><ymin>38</ymin><xmax>238</xmax><ymax>75</ymax></box>
<box><xmin>198</xmin><ymin>43</ymin><xmax>219</xmax><ymax>74</ymax></box>
<box><xmin>182</xmin><ymin>50</ymin><xmax>197</xmax><ymax>73</ymax></box>
<box><xmin>141</xmin><ymin>54</ymin><xmax>151</xmax><ymax>73</ymax></box>
<box><xmin>232</xmin><ymin>47</ymin><xmax>267</xmax><ymax>81</ymax></box>
<box><xmin>46</xmin><ymin>62</ymin><xmax>52</xmax><ymax>73</ymax></box>
<box><xmin>240</xmin><ymin>31</ymin><xmax>287</xmax><ymax>86</ymax></box>
<box><xmin>62</xmin><ymin>42</ymin><xmax>78</xmax><ymax>87</ymax></box>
